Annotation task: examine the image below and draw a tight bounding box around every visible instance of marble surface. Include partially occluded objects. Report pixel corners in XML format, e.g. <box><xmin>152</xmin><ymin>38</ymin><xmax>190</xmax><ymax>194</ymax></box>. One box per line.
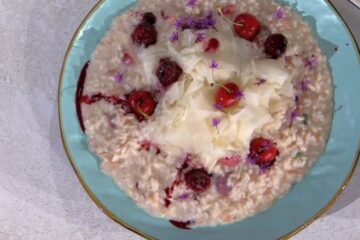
<box><xmin>0</xmin><ymin>0</ymin><xmax>359</xmax><ymax>239</ymax></box>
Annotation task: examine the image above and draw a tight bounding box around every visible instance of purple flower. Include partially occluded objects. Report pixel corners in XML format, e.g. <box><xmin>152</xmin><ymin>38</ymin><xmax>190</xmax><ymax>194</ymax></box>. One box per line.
<box><xmin>194</xmin><ymin>11</ymin><xmax>216</xmax><ymax>30</ymax></box>
<box><xmin>304</xmin><ymin>56</ymin><xmax>317</xmax><ymax>70</ymax></box>
<box><xmin>255</xmin><ymin>78</ymin><xmax>266</xmax><ymax>86</ymax></box>
<box><xmin>298</xmin><ymin>79</ymin><xmax>311</xmax><ymax>92</ymax></box>
<box><xmin>174</xmin><ymin>18</ymin><xmax>185</xmax><ymax>29</ymax></box>
<box><xmin>176</xmin><ymin>193</ymin><xmax>190</xmax><ymax>201</ymax></box>
<box><xmin>289</xmin><ymin>110</ymin><xmax>298</xmax><ymax>126</ymax></box>
<box><xmin>211</xmin><ymin>117</ymin><xmax>221</xmax><ymax>134</ymax></box>
<box><xmin>195</xmin><ymin>32</ymin><xmax>205</xmax><ymax>43</ymax></box>
<box><xmin>186</xmin><ymin>0</ymin><xmax>197</xmax><ymax>8</ymax></box>
<box><xmin>213</xmin><ymin>103</ymin><xmax>222</xmax><ymax>110</ymax></box>
<box><xmin>209</xmin><ymin>59</ymin><xmax>219</xmax><ymax>69</ymax></box>
<box><xmin>211</xmin><ymin>118</ymin><xmax>221</xmax><ymax>127</ymax></box>
<box><xmin>273</xmin><ymin>7</ymin><xmax>285</xmax><ymax>22</ymax></box>
<box><xmin>114</xmin><ymin>72</ymin><xmax>124</xmax><ymax>83</ymax></box>
<box><xmin>169</xmin><ymin>31</ymin><xmax>179</xmax><ymax>42</ymax></box>
<box><xmin>174</xmin><ymin>11</ymin><xmax>216</xmax><ymax>31</ymax></box>
<box><xmin>236</xmin><ymin>90</ymin><xmax>245</xmax><ymax>100</ymax></box>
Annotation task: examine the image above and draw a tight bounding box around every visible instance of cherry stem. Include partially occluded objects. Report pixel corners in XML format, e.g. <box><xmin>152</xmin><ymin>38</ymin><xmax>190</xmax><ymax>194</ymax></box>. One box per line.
<box><xmin>137</xmin><ymin>102</ymin><xmax>149</xmax><ymax>119</ymax></box>
<box><xmin>214</xmin><ymin>82</ymin><xmax>231</xmax><ymax>93</ymax></box>
<box><xmin>216</xmin><ymin>5</ymin><xmax>244</xmax><ymax>27</ymax></box>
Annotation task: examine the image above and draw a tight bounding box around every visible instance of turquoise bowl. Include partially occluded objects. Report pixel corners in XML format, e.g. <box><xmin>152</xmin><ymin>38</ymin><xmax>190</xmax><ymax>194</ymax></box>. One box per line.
<box><xmin>58</xmin><ymin>0</ymin><xmax>360</xmax><ymax>239</ymax></box>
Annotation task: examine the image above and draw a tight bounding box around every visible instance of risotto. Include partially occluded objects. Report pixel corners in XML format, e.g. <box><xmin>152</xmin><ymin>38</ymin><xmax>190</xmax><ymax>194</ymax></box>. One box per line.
<box><xmin>76</xmin><ymin>0</ymin><xmax>333</xmax><ymax>228</ymax></box>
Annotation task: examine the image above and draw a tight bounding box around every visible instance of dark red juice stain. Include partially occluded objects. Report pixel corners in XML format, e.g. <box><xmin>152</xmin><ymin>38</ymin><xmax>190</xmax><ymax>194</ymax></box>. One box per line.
<box><xmin>163</xmin><ymin>155</ymin><xmax>191</xmax><ymax>207</ymax></box>
<box><xmin>75</xmin><ymin>61</ymin><xmax>90</xmax><ymax>132</ymax></box>
<box><xmin>169</xmin><ymin>220</ymin><xmax>192</xmax><ymax>230</ymax></box>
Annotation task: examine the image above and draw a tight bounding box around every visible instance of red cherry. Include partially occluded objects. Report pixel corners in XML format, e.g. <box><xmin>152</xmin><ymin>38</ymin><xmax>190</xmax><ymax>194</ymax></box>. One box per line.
<box><xmin>156</xmin><ymin>58</ymin><xmax>183</xmax><ymax>88</ymax></box>
<box><xmin>131</xmin><ymin>23</ymin><xmax>158</xmax><ymax>48</ymax></box>
<box><xmin>234</xmin><ymin>13</ymin><xmax>261</xmax><ymax>41</ymax></box>
<box><xmin>259</xmin><ymin>146</ymin><xmax>278</xmax><ymax>162</ymax></box>
<box><xmin>203</xmin><ymin>38</ymin><xmax>220</xmax><ymax>53</ymax></box>
<box><xmin>250</xmin><ymin>137</ymin><xmax>272</xmax><ymax>154</ymax></box>
<box><xmin>264</xmin><ymin>33</ymin><xmax>288</xmax><ymax>59</ymax></box>
<box><xmin>185</xmin><ymin>169</ymin><xmax>211</xmax><ymax>193</ymax></box>
<box><xmin>128</xmin><ymin>91</ymin><xmax>156</xmax><ymax>119</ymax></box>
<box><xmin>214</xmin><ymin>82</ymin><xmax>242</xmax><ymax>108</ymax></box>
<box><xmin>122</xmin><ymin>53</ymin><xmax>134</xmax><ymax>65</ymax></box>
<box><xmin>249</xmin><ymin>138</ymin><xmax>278</xmax><ymax>168</ymax></box>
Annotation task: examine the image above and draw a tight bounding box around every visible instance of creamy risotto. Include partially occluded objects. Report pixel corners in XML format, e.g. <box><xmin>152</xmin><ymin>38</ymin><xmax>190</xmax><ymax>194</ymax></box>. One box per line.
<box><xmin>76</xmin><ymin>0</ymin><xmax>333</xmax><ymax>228</ymax></box>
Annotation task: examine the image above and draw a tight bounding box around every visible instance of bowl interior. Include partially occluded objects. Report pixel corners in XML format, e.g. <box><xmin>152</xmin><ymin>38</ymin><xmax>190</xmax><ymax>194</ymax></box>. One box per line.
<box><xmin>59</xmin><ymin>0</ymin><xmax>360</xmax><ymax>239</ymax></box>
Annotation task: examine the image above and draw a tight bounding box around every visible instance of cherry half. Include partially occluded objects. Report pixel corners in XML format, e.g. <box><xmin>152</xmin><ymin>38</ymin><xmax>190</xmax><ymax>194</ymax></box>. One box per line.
<box><xmin>234</xmin><ymin>13</ymin><xmax>261</xmax><ymax>41</ymax></box>
<box><xmin>249</xmin><ymin>137</ymin><xmax>279</xmax><ymax>169</ymax></box>
<box><xmin>128</xmin><ymin>91</ymin><xmax>156</xmax><ymax>120</ymax></box>
<box><xmin>185</xmin><ymin>169</ymin><xmax>211</xmax><ymax>193</ymax></box>
<box><xmin>214</xmin><ymin>82</ymin><xmax>242</xmax><ymax>108</ymax></box>
<box><xmin>203</xmin><ymin>38</ymin><xmax>220</xmax><ymax>53</ymax></box>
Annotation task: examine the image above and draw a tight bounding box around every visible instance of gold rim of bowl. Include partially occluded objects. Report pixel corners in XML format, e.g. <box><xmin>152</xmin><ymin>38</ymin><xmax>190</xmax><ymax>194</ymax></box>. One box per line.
<box><xmin>57</xmin><ymin>1</ymin><xmax>360</xmax><ymax>239</ymax></box>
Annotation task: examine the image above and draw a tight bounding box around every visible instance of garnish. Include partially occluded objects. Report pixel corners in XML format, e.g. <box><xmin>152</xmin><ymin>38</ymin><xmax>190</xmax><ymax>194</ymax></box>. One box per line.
<box><xmin>128</xmin><ymin>91</ymin><xmax>157</xmax><ymax>120</ymax></box>
<box><xmin>219</xmin><ymin>4</ymin><xmax>235</xmax><ymax>17</ymax></box>
<box><xmin>214</xmin><ymin>82</ymin><xmax>242</xmax><ymax>108</ymax></box>
<box><xmin>213</xmin><ymin>103</ymin><xmax>223</xmax><ymax>110</ymax></box>
<box><xmin>122</xmin><ymin>53</ymin><xmax>134</xmax><ymax>65</ymax></box>
<box><xmin>211</xmin><ymin>117</ymin><xmax>221</xmax><ymax>134</ymax></box>
<box><xmin>248</xmin><ymin>138</ymin><xmax>278</xmax><ymax>171</ymax></box>
<box><xmin>174</xmin><ymin>11</ymin><xmax>216</xmax><ymax>30</ymax></box>
<box><xmin>302</xmin><ymin>113</ymin><xmax>308</xmax><ymax>125</ymax></box>
<box><xmin>204</xmin><ymin>38</ymin><xmax>220</xmax><ymax>53</ymax></box>
<box><xmin>273</xmin><ymin>7</ymin><xmax>285</xmax><ymax>23</ymax></box>
<box><xmin>264</xmin><ymin>33</ymin><xmax>288</xmax><ymax>59</ymax></box>
<box><xmin>156</xmin><ymin>58</ymin><xmax>183</xmax><ymax>87</ymax></box>
<box><xmin>169</xmin><ymin>31</ymin><xmax>179</xmax><ymax>42</ymax></box>
<box><xmin>114</xmin><ymin>72</ymin><xmax>124</xmax><ymax>84</ymax></box>
<box><xmin>186</xmin><ymin>0</ymin><xmax>197</xmax><ymax>8</ymax></box>
<box><xmin>195</xmin><ymin>32</ymin><xmax>205</xmax><ymax>43</ymax></box>
<box><xmin>176</xmin><ymin>193</ymin><xmax>190</xmax><ymax>201</ymax></box>
<box><xmin>298</xmin><ymin>79</ymin><xmax>311</xmax><ymax>92</ymax></box>
<box><xmin>236</xmin><ymin>89</ymin><xmax>245</xmax><ymax>100</ymax></box>
<box><xmin>255</xmin><ymin>78</ymin><xmax>266</xmax><ymax>86</ymax></box>
<box><xmin>304</xmin><ymin>56</ymin><xmax>317</xmax><ymax>70</ymax></box>
<box><xmin>185</xmin><ymin>169</ymin><xmax>212</xmax><ymax>193</ymax></box>
<box><xmin>289</xmin><ymin>110</ymin><xmax>298</xmax><ymax>126</ymax></box>
<box><xmin>209</xmin><ymin>59</ymin><xmax>219</xmax><ymax>69</ymax></box>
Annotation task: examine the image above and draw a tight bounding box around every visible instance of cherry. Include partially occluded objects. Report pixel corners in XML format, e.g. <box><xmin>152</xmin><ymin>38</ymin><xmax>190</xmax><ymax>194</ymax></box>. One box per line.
<box><xmin>131</xmin><ymin>23</ymin><xmax>158</xmax><ymax>48</ymax></box>
<box><xmin>185</xmin><ymin>169</ymin><xmax>211</xmax><ymax>193</ymax></box>
<box><xmin>221</xmin><ymin>4</ymin><xmax>235</xmax><ymax>17</ymax></box>
<box><xmin>249</xmin><ymin>137</ymin><xmax>279</xmax><ymax>169</ymax></box>
<box><xmin>214</xmin><ymin>82</ymin><xmax>242</xmax><ymax>108</ymax></box>
<box><xmin>142</xmin><ymin>12</ymin><xmax>156</xmax><ymax>25</ymax></box>
<box><xmin>156</xmin><ymin>58</ymin><xmax>183</xmax><ymax>88</ymax></box>
<box><xmin>122</xmin><ymin>53</ymin><xmax>134</xmax><ymax>65</ymax></box>
<box><xmin>203</xmin><ymin>38</ymin><xmax>220</xmax><ymax>53</ymax></box>
<box><xmin>264</xmin><ymin>33</ymin><xmax>288</xmax><ymax>59</ymax></box>
<box><xmin>234</xmin><ymin>13</ymin><xmax>261</xmax><ymax>41</ymax></box>
<box><xmin>128</xmin><ymin>91</ymin><xmax>156</xmax><ymax>119</ymax></box>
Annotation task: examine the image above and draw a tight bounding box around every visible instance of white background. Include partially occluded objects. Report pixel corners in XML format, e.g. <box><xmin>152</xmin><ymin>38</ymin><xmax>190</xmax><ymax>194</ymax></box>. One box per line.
<box><xmin>0</xmin><ymin>0</ymin><xmax>359</xmax><ymax>239</ymax></box>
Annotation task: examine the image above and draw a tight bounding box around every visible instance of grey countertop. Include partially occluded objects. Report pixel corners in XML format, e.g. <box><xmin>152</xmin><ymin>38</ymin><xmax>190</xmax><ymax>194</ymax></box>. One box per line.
<box><xmin>0</xmin><ymin>0</ymin><xmax>359</xmax><ymax>239</ymax></box>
